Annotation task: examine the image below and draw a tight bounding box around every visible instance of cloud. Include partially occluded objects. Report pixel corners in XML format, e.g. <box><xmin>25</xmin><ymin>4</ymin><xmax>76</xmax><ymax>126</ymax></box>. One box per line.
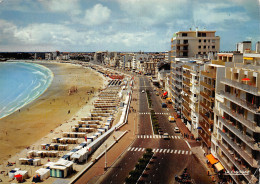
<box><xmin>38</xmin><ymin>0</ymin><xmax>81</xmax><ymax>15</ymax></box>
<box><xmin>84</xmin><ymin>4</ymin><xmax>111</xmax><ymax>26</ymax></box>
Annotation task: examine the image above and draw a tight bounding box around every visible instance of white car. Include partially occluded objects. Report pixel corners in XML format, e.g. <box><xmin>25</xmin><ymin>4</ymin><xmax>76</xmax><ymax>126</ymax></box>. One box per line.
<box><xmin>163</xmin><ymin>133</ymin><xmax>170</xmax><ymax>139</ymax></box>
<box><xmin>142</xmin><ymin>90</ymin><xmax>145</xmax><ymax>93</ymax></box>
<box><xmin>174</xmin><ymin>127</ymin><xmax>180</xmax><ymax>133</ymax></box>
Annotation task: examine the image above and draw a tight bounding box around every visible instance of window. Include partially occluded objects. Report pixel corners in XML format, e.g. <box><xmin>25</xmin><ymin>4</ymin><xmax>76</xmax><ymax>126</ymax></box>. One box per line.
<box><xmin>198</xmin><ymin>52</ymin><xmax>201</xmax><ymax>54</ymax></box>
<box><xmin>184</xmin><ymin>40</ymin><xmax>188</xmax><ymax>44</ymax></box>
<box><xmin>202</xmin><ymin>33</ymin><xmax>206</xmax><ymax>37</ymax></box>
<box><xmin>208</xmin><ymin>40</ymin><xmax>210</xmax><ymax>42</ymax></box>
<box><xmin>204</xmin><ymin>46</ymin><xmax>206</xmax><ymax>49</ymax></box>
<box><xmin>199</xmin><ymin>39</ymin><xmax>201</xmax><ymax>43</ymax></box>
<box><xmin>204</xmin><ymin>40</ymin><xmax>206</xmax><ymax>42</ymax></box>
<box><xmin>198</xmin><ymin>46</ymin><xmax>201</xmax><ymax>49</ymax></box>
<box><xmin>182</xmin><ymin>33</ymin><xmax>187</xmax><ymax>37</ymax></box>
<box><xmin>212</xmin><ymin>46</ymin><xmax>215</xmax><ymax>49</ymax></box>
<box><xmin>208</xmin><ymin>46</ymin><xmax>210</xmax><ymax>49</ymax></box>
<box><xmin>203</xmin><ymin>52</ymin><xmax>206</xmax><ymax>54</ymax></box>
<box><xmin>212</xmin><ymin>39</ymin><xmax>215</xmax><ymax>43</ymax></box>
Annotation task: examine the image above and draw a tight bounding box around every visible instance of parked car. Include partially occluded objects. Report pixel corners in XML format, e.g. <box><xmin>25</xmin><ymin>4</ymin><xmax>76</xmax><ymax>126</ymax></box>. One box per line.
<box><xmin>162</xmin><ymin>103</ymin><xmax>167</xmax><ymax>108</ymax></box>
<box><xmin>158</xmin><ymin>130</ymin><xmax>163</xmax><ymax>135</ymax></box>
<box><xmin>168</xmin><ymin>116</ymin><xmax>175</xmax><ymax>122</ymax></box>
<box><xmin>142</xmin><ymin>90</ymin><xmax>145</xmax><ymax>93</ymax></box>
<box><xmin>174</xmin><ymin>127</ymin><xmax>180</xmax><ymax>133</ymax></box>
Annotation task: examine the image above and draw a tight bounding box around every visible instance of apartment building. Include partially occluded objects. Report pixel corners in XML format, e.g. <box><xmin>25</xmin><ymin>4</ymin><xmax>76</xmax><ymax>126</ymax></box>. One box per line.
<box><xmin>182</xmin><ymin>61</ymin><xmax>204</xmax><ymax>138</ymax></box>
<box><xmin>211</xmin><ymin>42</ymin><xmax>260</xmax><ymax>184</ymax></box>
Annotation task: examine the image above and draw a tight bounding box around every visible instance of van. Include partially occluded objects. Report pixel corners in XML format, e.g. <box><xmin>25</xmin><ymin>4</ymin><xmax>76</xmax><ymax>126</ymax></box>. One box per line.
<box><xmin>168</xmin><ymin>116</ymin><xmax>175</xmax><ymax>122</ymax></box>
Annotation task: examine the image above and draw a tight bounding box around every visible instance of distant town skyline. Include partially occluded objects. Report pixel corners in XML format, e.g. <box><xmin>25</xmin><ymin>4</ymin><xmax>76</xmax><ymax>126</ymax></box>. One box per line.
<box><xmin>0</xmin><ymin>0</ymin><xmax>259</xmax><ymax>52</ymax></box>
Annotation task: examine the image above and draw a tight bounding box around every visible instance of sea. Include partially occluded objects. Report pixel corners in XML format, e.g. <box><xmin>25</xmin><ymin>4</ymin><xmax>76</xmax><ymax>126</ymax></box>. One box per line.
<box><xmin>0</xmin><ymin>62</ymin><xmax>53</xmax><ymax>119</ymax></box>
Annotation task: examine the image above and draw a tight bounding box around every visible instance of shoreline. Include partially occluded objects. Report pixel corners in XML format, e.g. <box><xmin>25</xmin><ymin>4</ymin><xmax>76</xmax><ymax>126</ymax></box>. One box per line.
<box><xmin>0</xmin><ymin>62</ymin><xmax>54</xmax><ymax>120</ymax></box>
<box><xmin>0</xmin><ymin>61</ymin><xmax>107</xmax><ymax>165</ymax></box>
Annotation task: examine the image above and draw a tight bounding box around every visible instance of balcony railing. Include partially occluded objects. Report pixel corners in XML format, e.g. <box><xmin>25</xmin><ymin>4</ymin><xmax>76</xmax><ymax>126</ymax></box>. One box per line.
<box><xmin>218</xmin><ymin>115</ymin><xmax>260</xmax><ymax>151</ymax></box>
<box><xmin>218</xmin><ymin>129</ymin><xmax>258</xmax><ymax>168</ymax></box>
<box><xmin>201</xmin><ymin>70</ymin><xmax>216</xmax><ymax>78</ymax></box>
<box><xmin>200</xmin><ymin>101</ymin><xmax>213</xmax><ymax>112</ymax></box>
<box><xmin>219</xmin><ymin>103</ymin><xmax>260</xmax><ymax>133</ymax></box>
<box><xmin>199</xmin><ymin>121</ymin><xmax>211</xmax><ymax>136</ymax></box>
<box><xmin>183</xmin><ymin>72</ymin><xmax>192</xmax><ymax>79</ymax></box>
<box><xmin>222</xmin><ymin>91</ymin><xmax>260</xmax><ymax>114</ymax></box>
<box><xmin>183</xmin><ymin>80</ymin><xmax>191</xmax><ymax>87</ymax></box>
<box><xmin>216</xmin><ymin>152</ymin><xmax>240</xmax><ymax>184</ymax></box>
<box><xmin>182</xmin><ymin>102</ymin><xmax>191</xmax><ymax>113</ymax></box>
<box><xmin>182</xmin><ymin>95</ymin><xmax>190</xmax><ymax>103</ymax></box>
<box><xmin>183</xmin><ymin>88</ymin><xmax>191</xmax><ymax>96</ymax></box>
<box><xmin>183</xmin><ymin>109</ymin><xmax>191</xmax><ymax>121</ymax></box>
<box><xmin>174</xmin><ymin>76</ymin><xmax>182</xmax><ymax>83</ymax></box>
<box><xmin>199</xmin><ymin>111</ymin><xmax>214</xmax><ymax>125</ymax></box>
<box><xmin>198</xmin><ymin>131</ymin><xmax>211</xmax><ymax>147</ymax></box>
<box><xmin>200</xmin><ymin>91</ymin><xmax>214</xmax><ymax>102</ymax></box>
<box><xmin>221</xmin><ymin>78</ymin><xmax>258</xmax><ymax>96</ymax></box>
<box><xmin>200</xmin><ymin>81</ymin><xmax>215</xmax><ymax>90</ymax></box>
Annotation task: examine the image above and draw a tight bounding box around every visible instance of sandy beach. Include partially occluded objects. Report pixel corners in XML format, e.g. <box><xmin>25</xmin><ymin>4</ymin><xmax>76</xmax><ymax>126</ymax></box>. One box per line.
<box><xmin>0</xmin><ymin>62</ymin><xmax>105</xmax><ymax>165</ymax></box>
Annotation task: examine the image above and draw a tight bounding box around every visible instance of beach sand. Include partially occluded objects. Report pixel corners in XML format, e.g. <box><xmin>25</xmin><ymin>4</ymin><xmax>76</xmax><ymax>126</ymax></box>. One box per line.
<box><xmin>0</xmin><ymin>62</ymin><xmax>104</xmax><ymax>165</ymax></box>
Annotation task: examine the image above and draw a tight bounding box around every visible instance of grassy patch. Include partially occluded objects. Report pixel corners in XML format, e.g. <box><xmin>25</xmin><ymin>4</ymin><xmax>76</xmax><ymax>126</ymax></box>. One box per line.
<box><xmin>150</xmin><ymin>110</ymin><xmax>160</xmax><ymax>134</ymax></box>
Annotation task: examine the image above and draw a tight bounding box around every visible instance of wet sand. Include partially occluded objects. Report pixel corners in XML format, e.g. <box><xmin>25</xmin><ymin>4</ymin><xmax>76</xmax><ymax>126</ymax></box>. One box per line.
<box><xmin>0</xmin><ymin>62</ymin><xmax>104</xmax><ymax>164</ymax></box>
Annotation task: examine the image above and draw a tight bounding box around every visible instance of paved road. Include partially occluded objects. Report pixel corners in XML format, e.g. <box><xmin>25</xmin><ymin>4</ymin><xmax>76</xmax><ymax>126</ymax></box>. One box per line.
<box><xmin>77</xmin><ymin>75</ymin><xmax>212</xmax><ymax>184</ymax></box>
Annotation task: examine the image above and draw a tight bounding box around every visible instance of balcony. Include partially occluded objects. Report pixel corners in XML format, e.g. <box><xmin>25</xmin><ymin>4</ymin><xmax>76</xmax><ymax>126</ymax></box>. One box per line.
<box><xmin>201</xmin><ymin>71</ymin><xmax>216</xmax><ymax>79</ymax></box>
<box><xmin>216</xmin><ymin>144</ymin><xmax>248</xmax><ymax>183</ymax></box>
<box><xmin>219</xmin><ymin>103</ymin><xmax>260</xmax><ymax>133</ymax></box>
<box><xmin>221</xmin><ymin>78</ymin><xmax>258</xmax><ymax>96</ymax></box>
<box><xmin>200</xmin><ymin>101</ymin><xmax>213</xmax><ymax>112</ymax></box>
<box><xmin>183</xmin><ymin>88</ymin><xmax>191</xmax><ymax>96</ymax></box>
<box><xmin>222</xmin><ymin>91</ymin><xmax>260</xmax><ymax>114</ymax></box>
<box><xmin>173</xmin><ymin>82</ymin><xmax>182</xmax><ymax>90</ymax></box>
<box><xmin>183</xmin><ymin>64</ymin><xmax>192</xmax><ymax>70</ymax></box>
<box><xmin>176</xmin><ymin>43</ymin><xmax>189</xmax><ymax>46</ymax></box>
<box><xmin>198</xmin><ymin>130</ymin><xmax>211</xmax><ymax>147</ymax></box>
<box><xmin>199</xmin><ymin>121</ymin><xmax>211</xmax><ymax>136</ymax></box>
<box><xmin>200</xmin><ymin>81</ymin><xmax>215</xmax><ymax>90</ymax></box>
<box><xmin>183</xmin><ymin>80</ymin><xmax>191</xmax><ymax>87</ymax></box>
<box><xmin>218</xmin><ymin>130</ymin><xmax>259</xmax><ymax>168</ymax></box>
<box><xmin>182</xmin><ymin>94</ymin><xmax>190</xmax><ymax>103</ymax></box>
<box><xmin>218</xmin><ymin>115</ymin><xmax>260</xmax><ymax>151</ymax></box>
<box><xmin>200</xmin><ymin>91</ymin><xmax>214</xmax><ymax>102</ymax></box>
<box><xmin>176</xmin><ymin>49</ymin><xmax>188</xmax><ymax>52</ymax></box>
<box><xmin>183</xmin><ymin>109</ymin><xmax>191</xmax><ymax>121</ymax></box>
<box><xmin>199</xmin><ymin>111</ymin><xmax>214</xmax><ymax>125</ymax></box>
<box><xmin>183</xmin><ymin>72</ymin><xmax>192</xmax><ymax>79</ymax></box>
<box><xmin>182</xmin><ymin>102</ymin><xmax>191</xmax><ymax>113</ymax></box>
<box><xmin>174</xmin><ymin>76</ymin><xmax>182</xmax><ymax>83</ymax></box>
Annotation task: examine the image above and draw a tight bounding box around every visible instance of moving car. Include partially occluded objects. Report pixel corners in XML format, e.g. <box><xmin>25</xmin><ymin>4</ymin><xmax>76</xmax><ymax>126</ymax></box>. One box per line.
<box><xmin>142</xmin><ymin>90</ymin><xmax>145</xmax><ymax>93</ymax></box>
<box><xmin>158</xmin><ymin>130</ymin><xmax>163</xmax><ymax>135</ymax></box>
<box><xmin>174</xmin><ymin>127</ymin><xmax>180</xmax><ymax>133</ymax></box>
<box><xmin>168</xmin><ymin>116</ymin><xmax>175</xmax><ymax>122</ymax></box>
<box><xmin>163</xmin><ymin>133</ymin><xmax>170</xmax><ymax>139</ymax></box>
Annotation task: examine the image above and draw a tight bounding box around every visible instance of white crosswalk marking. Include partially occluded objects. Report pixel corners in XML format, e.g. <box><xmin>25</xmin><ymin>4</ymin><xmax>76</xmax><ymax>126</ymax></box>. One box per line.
<box><xmin>159</xmin><ymin>149</ymin><xmax>163</xmax><ymax>153</ymax></box>
<box><xmin>150</xmin><ymin>135</ymin><xmax>152</xmax><ymax>138</ymax></box>
<box><xmin>190</xmin><ymin>151</ymin><xmax>192</xmax><ymax>155</ymax></box>
<box><xmin>131</xmin><ymin>147</ymin><xmax>135</xmax><ymax>151</ymax></box>
<box><xmin>134</xmin><ymin>148</ymin><xmax>138</xmax><ymax>151</ymax></box>
<box><xmin>171</xmin><ymin>150</ymin><xmax>174</xmax><ymax>153</ymax></box>
<box><xmin>155</xmin><ymin>135</ymin><xmax>158</xmax><ymax>138</ymax></box>
<box><xmin>182</xmin><ymin>150</ymin><xmax>185</xmax><ymax>154</ymax></box>
<box><xmin>160</xmin><ymin>135</ymin><xmax>162</xmax><ymax>138</ymax></box>
<box><xmin>152</xmin><ymin>149</ymin><xmax>156</xmax><ymax>152</ymax></box>
<box><xmin>128</xmin><ymin>147</ymin><xmax>131</xmax><ymax>151</ymax></box>
<box><xmin>174</xmin><ymin>150</ymin><xmax>177</xmax><ymax>154</ymax></box>
<box><xmin>175</xmin><ymin>136</ymin><xmax>177</xmax><ymax>139</ymax></box>
<box><xmin>138</xmin><ymin>148</ymin><xmax>142</xmax><ymax>152</ymax></box>
<box><xmin>167</xmin><ymin>149</ymin><xmax>170</xmax><ymax>153</ymax></box>
<box><xmin>178</xmin><ymin>136</ymin><xmax>180</xmax><ymax>139</ymax></box>
<box><xmin>186</xmin><ymin>151</ymin><xmax>189</xmax><ymax>155</ymax></box>
<box><xmin>144</xmin><ymin>135</ymin><xmax>146</xmax><ymax>139</ymax></box>
<box><xmin>178</xmin><ymin>150</ymin><xmax>181</xmax><ymax>154</ymax></box>
<box><xmin>163</xmin><ymin>149</ymin><xmax>167</xmax><ymax>153</ymax></box>
<box><xmin>137</xmin><ymin>135</ymin><xmax>140</xmax><ymax>138</ymax></box>
<box><xmin>171</xmin><ymin>136</ymin><xmax>174</xmax><ymax>139</ymax></box>
<box><xmin>140</xmin><ymin>135</ymin><xmax>143</xmax><ymax>138</ymax></box>
<box><xmin>156</xmin><ymin>149</ymin><xmax>159</xmax><ymax>153</ymax></box>
<box><xmin>142</xmin><ymin>148</ymin><xmax>145</xmax><ymax>152</ymax></box>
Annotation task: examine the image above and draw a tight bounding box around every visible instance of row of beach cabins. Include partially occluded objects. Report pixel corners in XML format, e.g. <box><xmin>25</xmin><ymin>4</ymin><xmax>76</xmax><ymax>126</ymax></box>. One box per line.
<box><xmin>9</xmin><ymin>65</ymin><xmax>130</xmax><ymax>183</ymax></box>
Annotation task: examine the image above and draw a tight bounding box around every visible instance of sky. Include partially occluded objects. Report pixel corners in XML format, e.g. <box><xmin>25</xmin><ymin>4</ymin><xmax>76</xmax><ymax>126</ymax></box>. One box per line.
<box><xmin>0</xmin><ymin>0</ymin><xmax>259</xmax><ymax>52</ymax></box>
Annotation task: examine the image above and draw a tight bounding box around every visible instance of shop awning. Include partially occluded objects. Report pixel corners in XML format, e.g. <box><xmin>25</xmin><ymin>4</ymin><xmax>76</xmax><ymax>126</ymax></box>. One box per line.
<box><xmin>206</xmin><ymin>154</ymin><xmax>218</xmax><ymax>165</ymax></box>
<box><xmin>214</xmin><ymin>162</ymin><xmax>224</xmax><ymax>172</ymax></box>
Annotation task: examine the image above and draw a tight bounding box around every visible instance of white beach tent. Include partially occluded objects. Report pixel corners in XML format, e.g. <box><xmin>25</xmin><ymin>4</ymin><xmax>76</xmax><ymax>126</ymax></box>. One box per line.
<box><xmin>35</xmin><ymin>168</ymin><xmax>50</xmax><ymax>180</ymax></box>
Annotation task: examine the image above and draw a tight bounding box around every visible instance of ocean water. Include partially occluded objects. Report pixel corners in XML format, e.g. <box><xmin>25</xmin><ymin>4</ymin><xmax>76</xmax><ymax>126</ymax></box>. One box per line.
<box><xmin>0</xmin><ymin>62</ymin><xmax>53</xmax><ymax>119</ymax></box>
